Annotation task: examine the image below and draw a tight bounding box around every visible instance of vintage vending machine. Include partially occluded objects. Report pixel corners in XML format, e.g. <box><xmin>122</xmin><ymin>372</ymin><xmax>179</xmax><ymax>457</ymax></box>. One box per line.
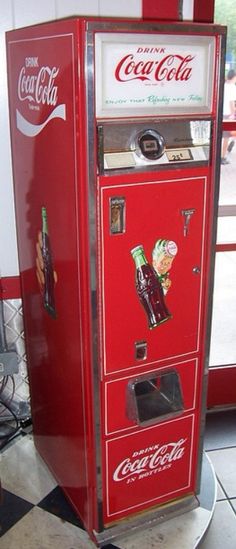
<box><xmin>6</xmin><ymin>17</ymin><xmax>225</xmax><ymax>547</ymax></box>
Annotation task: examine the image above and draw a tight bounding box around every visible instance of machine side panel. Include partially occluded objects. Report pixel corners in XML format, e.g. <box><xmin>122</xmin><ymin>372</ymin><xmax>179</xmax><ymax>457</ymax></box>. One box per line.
<box><xmin>6</xmin><ymin>21</ymin><xmax>96</xmax><ymax>531</ymax></box>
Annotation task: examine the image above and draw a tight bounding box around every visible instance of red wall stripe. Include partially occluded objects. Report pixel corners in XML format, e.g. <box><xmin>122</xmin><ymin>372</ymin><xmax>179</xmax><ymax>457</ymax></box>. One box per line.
<box><xmin>223</xmin><ymin>121</ymin><xmax>236</xmax><ymax>132</ymax></box>
<box><xmin>216</xmin><ymin>243</ymin><xmax>236</xmax><ymax>252</ymax></box>
<box><xmin>142</xmin><ymin>0</ymin><xmax>182</xmax><ymax>21</ymax></box>
<box><xmin>207</xmin><ymin>367</ymin><xmax>236</xmax><ymax>409</ymax></box>
<box><xmin>0</xmin><ymin>276</ymin><xmax>21</xmax><ymax>300</ymax></box>
<box><xmin>193</xmin><ymin>0</ymin><xmax>215</xmax><ymax>22</ymax></box>
<box><xmin>142</xmin><ymin>1</ymin><xmax>216</xmax><ymax>23</ymax></box>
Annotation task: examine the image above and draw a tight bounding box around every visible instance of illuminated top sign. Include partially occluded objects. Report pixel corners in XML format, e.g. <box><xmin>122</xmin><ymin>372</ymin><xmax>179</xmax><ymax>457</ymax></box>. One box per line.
<box><xmin>95</xmin><ymin>33</ymin><xmax>215</xmax><ymax>118</ymax></box>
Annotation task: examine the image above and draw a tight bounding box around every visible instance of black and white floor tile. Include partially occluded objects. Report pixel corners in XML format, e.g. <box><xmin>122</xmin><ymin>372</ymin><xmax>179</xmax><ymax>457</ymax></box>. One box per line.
<box><xmin>1</xmin><ymin>410</ymin><xmax>236</xmax><ymax>548</ymax></box>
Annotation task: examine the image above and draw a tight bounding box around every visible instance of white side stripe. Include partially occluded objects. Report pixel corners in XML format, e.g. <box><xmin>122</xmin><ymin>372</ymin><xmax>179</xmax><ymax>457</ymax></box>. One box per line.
<box><xmin>16</xmin><ymin>104</ymin><xmax>66</xmax><ymax>137</ymax></box>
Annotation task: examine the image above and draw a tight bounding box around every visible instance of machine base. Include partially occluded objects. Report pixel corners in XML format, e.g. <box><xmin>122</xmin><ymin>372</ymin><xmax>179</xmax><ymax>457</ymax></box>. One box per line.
<box><xmin>93</xmin><ymin>453</ymin><xmax>216</xmax><ymax>547</ymax></box>
<box><xmin>94</xmin><ymin>494</ymin><xmax>199</xmax><ymax>547</ymax></box>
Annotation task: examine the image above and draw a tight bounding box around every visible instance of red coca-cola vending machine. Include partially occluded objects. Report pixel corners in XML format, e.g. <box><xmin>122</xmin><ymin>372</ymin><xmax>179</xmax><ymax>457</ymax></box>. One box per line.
<box><xmin>6</xmin><ymin>17</ymin><xmax>225</xmax><ymax>546</ymax></box>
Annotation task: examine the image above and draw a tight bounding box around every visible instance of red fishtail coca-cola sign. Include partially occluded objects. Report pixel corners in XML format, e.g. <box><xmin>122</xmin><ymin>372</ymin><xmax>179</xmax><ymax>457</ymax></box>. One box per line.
<box><xmin>115</xmin><ymin>53</ymin><xmax>194</xmax><ymax>83</ymax></box>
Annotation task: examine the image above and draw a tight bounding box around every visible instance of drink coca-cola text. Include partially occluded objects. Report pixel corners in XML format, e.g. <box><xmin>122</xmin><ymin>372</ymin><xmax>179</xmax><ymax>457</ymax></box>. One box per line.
<box><xmin>113</xmin><ymin>438</ymin><xmax>186</xmax><ymax>482</ymax></box>
<box><xmin>115</xmin><ymin>53</ymin><xmax>194</xmax><ymax>82</ymax></box>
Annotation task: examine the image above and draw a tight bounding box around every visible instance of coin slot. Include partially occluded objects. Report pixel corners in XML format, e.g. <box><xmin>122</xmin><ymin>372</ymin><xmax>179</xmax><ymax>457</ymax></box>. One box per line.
<box><xmin>110</xmin><ymin>197</ymin><xmax>125</xmax><ymax>234</ymax></box>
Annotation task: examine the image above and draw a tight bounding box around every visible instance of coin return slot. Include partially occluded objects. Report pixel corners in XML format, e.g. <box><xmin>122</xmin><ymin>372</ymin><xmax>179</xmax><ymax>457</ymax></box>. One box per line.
<box><xmin>135</xmin><ymin>340</ymin><xmax>147</xmax><ymax>361</ymax></box>
<box><xmin>127</xmin><ymin>370</ymin><xmax>184</xmax><ymax>425</ymax></box>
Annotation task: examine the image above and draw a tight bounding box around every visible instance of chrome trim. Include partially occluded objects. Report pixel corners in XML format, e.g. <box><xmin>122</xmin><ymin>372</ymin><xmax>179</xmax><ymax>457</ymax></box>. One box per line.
<box><xmin>178</xmin><ymin>0</ymin><xmax>184</xmax><ymax>21</ymax></box>
<box><xmin>86</xmin><ymin>20</ymin><xmax>225</xmax><ymax>36</ymax></box>
<box><xmin>195</xmin><ymin>30</ymin><xmax>227</xmax><ymax>495</ymax></box>
<box><xmin>101</xmin><ymin>160</ymin><xmax>208</xmax><ymax>176</ymax></box>
<box><xmin>85</xmin><ymin>27</ymin><xmax>103</xmax><ymax>528</ymax></box>
<box><xmin>97</xmin><ymin>125</ymin><xmax>104</xmax><ymax>174</ymax></box>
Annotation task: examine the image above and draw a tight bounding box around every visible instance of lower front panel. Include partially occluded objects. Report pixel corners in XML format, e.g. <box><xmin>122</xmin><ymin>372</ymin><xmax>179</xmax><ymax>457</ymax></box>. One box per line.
<box><xmin>102</xmin><ymin>413</ymin><xmax>196</xmax><ymax>524</ymax></box>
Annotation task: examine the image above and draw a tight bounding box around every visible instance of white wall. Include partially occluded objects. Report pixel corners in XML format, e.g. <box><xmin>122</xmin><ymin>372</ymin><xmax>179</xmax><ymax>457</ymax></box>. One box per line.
<box><xmin>0</xmin><ymin>0</ymin><xmax>142</xmax><ymax>277</ymax></box>
<box><xmin>0</xmin><ymin>0</ymin><xmax>194</xmax><ymax>277</ymax></box>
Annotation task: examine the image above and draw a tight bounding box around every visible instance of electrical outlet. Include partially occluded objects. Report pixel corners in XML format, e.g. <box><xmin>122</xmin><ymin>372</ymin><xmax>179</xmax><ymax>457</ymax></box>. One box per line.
<box><xmin>0</xmin><ymin>351</ymin><xmax>19</xmax><ymax>375</ymax></box>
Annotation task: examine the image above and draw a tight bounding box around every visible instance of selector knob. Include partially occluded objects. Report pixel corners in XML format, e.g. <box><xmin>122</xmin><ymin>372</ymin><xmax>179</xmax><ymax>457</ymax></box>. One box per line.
<box><xmin>137</xmin><ymin>129</ymin><xmax>166</xmax><ymax>160</ymax></box>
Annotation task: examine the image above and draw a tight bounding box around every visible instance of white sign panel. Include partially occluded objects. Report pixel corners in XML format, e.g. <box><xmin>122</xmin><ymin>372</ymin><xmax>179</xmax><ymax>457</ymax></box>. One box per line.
<box><xmin>95</xmin><ymin>33</ymin><xmax>215</xmax><ymax>118</ymax></box>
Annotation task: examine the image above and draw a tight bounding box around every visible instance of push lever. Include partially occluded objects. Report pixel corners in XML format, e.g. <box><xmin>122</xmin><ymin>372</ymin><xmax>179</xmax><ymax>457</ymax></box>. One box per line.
<box><xmin>181</xmin><ymin>208</ymin><xmax>196</xmax><ymax>237</ymax></box>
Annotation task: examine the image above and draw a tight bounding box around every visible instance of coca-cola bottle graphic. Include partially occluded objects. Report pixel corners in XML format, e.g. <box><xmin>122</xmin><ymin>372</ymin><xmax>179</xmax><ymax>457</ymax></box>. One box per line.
<box><xmin>41</xmin><ymin>206</ymin><xmax>57</xmax><ymax>319</ymax></box>
<box><xmin>131</xmin><ymin>245</ymin><xmax>171</xmax><ymax>329</ymax></box>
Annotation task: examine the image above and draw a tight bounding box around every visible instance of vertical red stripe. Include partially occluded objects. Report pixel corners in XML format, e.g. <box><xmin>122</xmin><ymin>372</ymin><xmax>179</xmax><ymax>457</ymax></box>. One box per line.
<box><xmin>142</xmin><ymin>0</ymin><xmax>182</xmax><ymax>21</ymax></box>
<box><xmin>193</xmin><ymin>0</ymin><xmax>215</xmax><ymax>23</ymax></box>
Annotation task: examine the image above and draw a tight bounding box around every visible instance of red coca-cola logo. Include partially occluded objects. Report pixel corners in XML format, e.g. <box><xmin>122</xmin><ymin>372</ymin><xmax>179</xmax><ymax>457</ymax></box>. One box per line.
<box><xmin>115</xmin><ymin>53</ymin><xmax>194</xmax><ymax>83</ymax></box>
<box><xmin>113</xmin><ymin>438</ymin><xmax>186</xmax><ymax>482</ymax></box>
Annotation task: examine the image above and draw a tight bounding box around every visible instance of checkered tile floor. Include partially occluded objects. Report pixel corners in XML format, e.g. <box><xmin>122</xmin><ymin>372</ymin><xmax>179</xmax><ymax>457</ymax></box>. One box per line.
<box><xmin>1</xmin><ymin>410</ymin><xmax>236</xmax><ymax>548</ymax></box>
